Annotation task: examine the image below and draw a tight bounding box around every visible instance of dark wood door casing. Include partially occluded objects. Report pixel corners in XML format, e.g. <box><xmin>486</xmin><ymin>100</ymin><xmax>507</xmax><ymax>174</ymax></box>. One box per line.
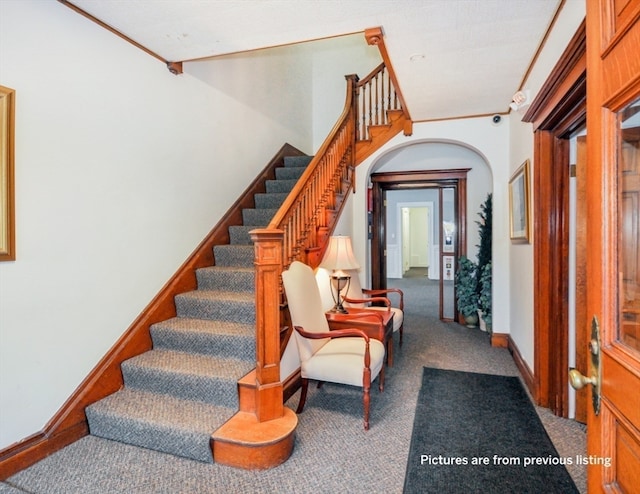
<box><xmin>369</xmin><ymin>169</ymin><xmax>470</xmax><ymax>294</ymax></box>
<box><xmin>522</xmin><ymin>21</ymin><xmax>586</xmax><ymax>416</ymax></box>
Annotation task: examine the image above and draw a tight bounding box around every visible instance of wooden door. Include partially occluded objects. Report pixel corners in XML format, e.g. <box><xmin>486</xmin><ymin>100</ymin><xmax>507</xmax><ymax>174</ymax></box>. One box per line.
<box><xmin>584</xmin><ymin>0</ymin><xmax>640</xmax><ymax>491</ymax></box>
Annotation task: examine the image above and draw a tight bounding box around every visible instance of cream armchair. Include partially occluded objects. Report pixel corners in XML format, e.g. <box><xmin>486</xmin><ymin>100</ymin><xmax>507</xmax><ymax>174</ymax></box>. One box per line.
<box><xmin>282</xmin><ymin>261</ymin><xmax>385</xmax><ymax>430</ymax></box>
<box><xmin>342</xmin><ymin>270</ymin><xmax>405</xmax><ymax>345</ymax></box>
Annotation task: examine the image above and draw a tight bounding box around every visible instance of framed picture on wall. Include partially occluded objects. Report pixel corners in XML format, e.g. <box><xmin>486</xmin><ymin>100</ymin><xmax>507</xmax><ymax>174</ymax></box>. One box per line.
<box><xmin>509</xmin><ymin>160</ymin><xmax>530</xmax><ymax>243</ymax></box>
<box><xmin>0</xmin><ymin>85</ymin><xmax>15</xmax><ymax>261</ymax></box>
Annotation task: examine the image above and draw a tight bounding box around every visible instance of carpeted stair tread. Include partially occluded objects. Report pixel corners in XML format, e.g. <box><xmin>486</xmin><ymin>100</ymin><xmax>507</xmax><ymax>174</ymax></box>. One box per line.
<box><xmin>284</xmin><ymin>155</ymin><xmax>313</xmax><ymax>167</ymax></box>
<box><xmin>213</xmin><ymin>244</ymin><xmax>254</xmax><ymax>267</ymax></box>
<box><xmin>122</xmin><ymin>349</ymin><xmax>253</xmax><ymax>407</ymax></box>
<box><xmin>275</xmin><ymin>166</ymin><xmax>305</xmax><ymax>180</ymax></box>
<box><xmin>266</xmin><ymin>178</ymin><xmax>298</xmax><ymax>193</ymax></box>
<box><xmin>228</xmin><ymin>225</ymin><xmax>258</xmax><ymax>245</ymax></box>
<box><xmin>196</xmin><ymin>265</ymin><xmax>254</xmax><ymax>292</ymax></box>
<box><xmin>86</xmin><ymin>388</ymin><xmax>231</xmax><ymax>463</ymax></box>
<box><xmin>175</xmin><ymin>289</ymin><xmax>256</xmax><ymax>324</ymax></box>
<box><xmin>175</xmin><ymin>289</ymin><xmax>255</xmax><ymax>304</ymax></box>
<box><xmin>151</xmin><ymin>317</ymin><xmax>255</xmax><ymax>359</ymax></box>
<box><xmin>254</xmin><ymin>192</ymin><xmax>288</xmax><ymax>209</ymax></box>
<box><xmin>242</xmin><ymin>208</ymin><xmax>277</xmax><ymax>226</ymax></box>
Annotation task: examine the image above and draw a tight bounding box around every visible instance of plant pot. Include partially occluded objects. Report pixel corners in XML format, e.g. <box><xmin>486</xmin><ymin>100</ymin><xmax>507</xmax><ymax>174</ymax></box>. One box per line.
<box><xmin>464</xmin><ymin>313</ymin><xmax>478</xmax><ymax>328</ymax></box>
<box><xmin>478</xmin><ymin>310</ymin><xmax>487</xmax><ymax>332</ymax></box>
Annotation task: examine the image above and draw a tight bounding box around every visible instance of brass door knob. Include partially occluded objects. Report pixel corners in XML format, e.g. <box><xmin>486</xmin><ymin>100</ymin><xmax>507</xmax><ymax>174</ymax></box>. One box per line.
<box><xmin>569</xmin><ymin>368</ymin><xmax>596</xmax><ymax>390</ymax></box>
<box><xmin>568</xmin><ymin>316</ymin><xmax>602</xmax><ymax>415</ymax></box>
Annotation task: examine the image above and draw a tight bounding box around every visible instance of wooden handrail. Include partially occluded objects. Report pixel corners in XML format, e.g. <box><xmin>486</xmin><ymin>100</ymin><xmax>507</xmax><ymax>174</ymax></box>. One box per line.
<box><xmin>249</xmin><ymin>74</ymin><xmax>360</xmax><ymax>420</ymax></box>
<box><xmin>365</xmin><ymin>27</ymin><xmax>411</xmax><ymax>122</ymax></box>
<box><xmin>354</xmin><ymin>62</ymin><xmax>403</xmax><ymax>141</ymax></box>
<box><xmin>249</xmin><ymin>58</ymin><xmax>405</xmax><ymax>423</ymax></box>
<box><xmin>265</xmin><ymin>74</ymin><xmax>358</xmax><ymax>270</ymax></box>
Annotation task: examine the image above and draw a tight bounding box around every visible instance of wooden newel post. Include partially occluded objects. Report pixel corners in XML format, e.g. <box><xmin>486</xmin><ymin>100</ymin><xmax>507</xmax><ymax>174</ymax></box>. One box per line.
<box><xmin>250</xmin><ymin>228</ymin><xmax>285</xmax><ymax>422</ymax></box>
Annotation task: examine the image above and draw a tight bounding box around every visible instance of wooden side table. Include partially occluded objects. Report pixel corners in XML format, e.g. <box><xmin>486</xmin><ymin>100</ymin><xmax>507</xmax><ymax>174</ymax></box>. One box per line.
<box><xmin>325</xmin><ymin>308</ymin><xmax>395</xmax><ymax>366</ymax></box>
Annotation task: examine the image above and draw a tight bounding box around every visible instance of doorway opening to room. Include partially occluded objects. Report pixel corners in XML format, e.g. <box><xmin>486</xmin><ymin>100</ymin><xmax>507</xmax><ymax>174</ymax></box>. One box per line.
<box><xmin>370</xmin><ymin>169</ymin><xmax>470</xmax><ymax>321</ymax></box>
<box><xmin>398</xmin><ymin>202</ymin><xmax>433</xmax><ymax>279</ymax></box>
<box><xmin>522</xmin><ymin>22</ymin><xmax>586</xmax><ymax>421</ymax></box>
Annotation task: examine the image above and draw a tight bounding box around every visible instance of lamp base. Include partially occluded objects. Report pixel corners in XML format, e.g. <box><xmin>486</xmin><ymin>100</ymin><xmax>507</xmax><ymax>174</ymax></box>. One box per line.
<box><xmin>329</xmin><ymin>275</ymin><xmax>351</xmax><ymax>315</ymax></box>
<box><xmin>328</xmin><ymin>305</ymin><xmax>349</xmax><ymax>314</ymax></box>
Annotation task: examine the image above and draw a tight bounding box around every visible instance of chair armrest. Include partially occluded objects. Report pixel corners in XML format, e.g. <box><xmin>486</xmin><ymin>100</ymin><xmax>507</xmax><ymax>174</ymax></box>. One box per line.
<box><xmin>362</xmin><ymin>288</ymin><xmax>404</xmax><ymax>310</ymax></box>
<box><xmin>294</xmin><ymin>325</ymin><xmax>370</xmax><ymax>342</ymax></box>
<box><xmin>294</xmin><ymin>326</ymin><xmax>373</xmax><ymax>367</ymax></box>
<box><xmin>343</xmin><ymin>296</ymin><xmax>390</xmax><ymax>308</ymax></box>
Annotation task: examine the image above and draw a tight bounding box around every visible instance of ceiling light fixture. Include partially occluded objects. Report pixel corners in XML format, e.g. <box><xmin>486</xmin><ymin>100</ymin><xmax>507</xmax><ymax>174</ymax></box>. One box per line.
<box><xmin>409</xmin><ymin>53</ymin><xmax>425</xmax><ymax>62</ymax></box>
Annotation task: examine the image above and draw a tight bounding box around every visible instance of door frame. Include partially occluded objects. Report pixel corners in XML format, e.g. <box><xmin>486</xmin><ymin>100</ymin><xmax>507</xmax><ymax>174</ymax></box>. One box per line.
<box><xmin>370</xmin><ymin>169</ymin><xmax>469</xmax><ymax>320</ymax></box>
<box><xmin>522</xmin><ymin>21</ymin><xmax>586</xmax><ymax>416</ymax></box>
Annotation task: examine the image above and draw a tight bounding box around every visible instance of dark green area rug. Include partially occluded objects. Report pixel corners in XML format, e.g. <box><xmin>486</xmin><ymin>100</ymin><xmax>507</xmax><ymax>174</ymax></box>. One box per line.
<box><xmin>404</xmin><ymin>368</ymin><xmax>579</xmax><ymax>494</ymax></box>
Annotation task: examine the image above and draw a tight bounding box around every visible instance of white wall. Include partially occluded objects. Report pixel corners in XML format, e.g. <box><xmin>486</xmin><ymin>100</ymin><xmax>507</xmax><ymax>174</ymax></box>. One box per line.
<box><xmin>309</xmin><ymin>35</ymin><xmax>382</xmax><ymax>149</ymax></box>
<box><xmin>507</xmin><ymin>0</ymin><xmax>585</xmax><ymax>369</ymax></box>
<box><xmin>0</xmin><ymin>0</ymin><xmax>319</xmax><ymax>449</ymax></box>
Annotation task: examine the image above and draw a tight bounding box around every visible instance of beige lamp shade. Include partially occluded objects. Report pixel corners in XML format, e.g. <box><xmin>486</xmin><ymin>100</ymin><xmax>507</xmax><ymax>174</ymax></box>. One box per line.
<box><xmin>319</xmin><ymin>236</ymin><xmax>360</xmax><ymax>273</ymax></box>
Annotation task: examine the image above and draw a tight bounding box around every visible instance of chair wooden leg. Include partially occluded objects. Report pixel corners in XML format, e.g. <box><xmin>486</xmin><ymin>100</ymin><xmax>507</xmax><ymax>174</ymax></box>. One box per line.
<box><xmin>297</xmin><ymin>378</ymin><xmax>309</xmax><ymax>413</ymax></box>
<box><xmin>378</xmin><ymin>366</ymin><xmax>385</xmax><ymax>392</ymax></box>
<box><xmin>399</xmin><ymin>323</ymin><xmax>403</xmax><ymax>346</ymax></box>
<box><xmin>363</xmin><ymin>387</ymin><xmax>370</xmax><ymax>431</ymax></box>
<box><xmin>363</xmin><ymin>368</ymin><xmax>371</xmax><ymax>430</ymax></box>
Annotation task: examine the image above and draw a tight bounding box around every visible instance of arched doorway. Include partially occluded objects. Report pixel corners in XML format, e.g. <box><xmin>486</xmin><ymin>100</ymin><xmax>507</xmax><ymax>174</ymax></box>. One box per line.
<box><xmin>366</xmin><ymin>140</ymin><xmax>493</xmax><ymax>322</ymax></box>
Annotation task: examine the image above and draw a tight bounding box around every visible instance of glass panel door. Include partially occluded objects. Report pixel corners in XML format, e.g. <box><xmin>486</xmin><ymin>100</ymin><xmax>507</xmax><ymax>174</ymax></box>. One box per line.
<box><xmin>619</xmin><ymin>96</ymin><xmax>640</xmax><ymax>355</ymax></box>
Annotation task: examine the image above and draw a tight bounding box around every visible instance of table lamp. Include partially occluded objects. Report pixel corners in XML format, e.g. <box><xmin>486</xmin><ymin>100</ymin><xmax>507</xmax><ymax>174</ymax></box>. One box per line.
<box><xmin>319</xmin><ymin>236</ymin><xmax>360</xmax><ymax>313</ymax></box>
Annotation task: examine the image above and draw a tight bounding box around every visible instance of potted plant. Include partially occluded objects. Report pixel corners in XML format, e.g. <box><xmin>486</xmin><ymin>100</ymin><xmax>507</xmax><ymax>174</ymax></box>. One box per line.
<box><xmin>476</xmin><ymin>194</ymin><xmax>492</xmax><ymax>331</ymax></box>
<box><xmin>455</xmin><ymin>255</ymin><xmax>478</xmax><ymax>327</ymax></box>
<box><xmin>476</xmin><ymin>194</ymin><xmax>492</xmax><ymax>288</ymax></box>
<box><xmin>478</xmin><ymin>261</ymin><xmax>492</xmax><ymax>333</ymax></box>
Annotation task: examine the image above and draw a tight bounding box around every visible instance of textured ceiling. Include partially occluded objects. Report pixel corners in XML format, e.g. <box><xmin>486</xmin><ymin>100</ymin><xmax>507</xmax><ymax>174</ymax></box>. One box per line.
<box><xmin>67</xmin><ymin>0</ymin><xmax>562</xmax><ymax>121</ymax></box>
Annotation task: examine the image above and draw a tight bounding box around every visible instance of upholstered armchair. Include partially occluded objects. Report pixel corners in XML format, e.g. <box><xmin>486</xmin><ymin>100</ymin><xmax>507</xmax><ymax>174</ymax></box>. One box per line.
<box><xmin>282</xmin><ymin>261</ymin><xmax>386</xmax><ymax>430</ymax></box>
<box><xmin>342</xmin><ymin>270</ymin><xmax>405</xmax><ymax>345</ymax></box>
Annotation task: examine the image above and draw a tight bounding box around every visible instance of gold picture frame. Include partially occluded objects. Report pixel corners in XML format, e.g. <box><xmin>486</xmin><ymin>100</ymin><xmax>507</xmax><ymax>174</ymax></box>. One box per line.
<box><xmin>0</xmin><ymin>85</ymin><xmax>15</xmax><ymax>261</ymax></box>
<box><xmin>509</xmin><ymin>159</ymin><xmax>530</xmax><ymax>243</ymax></box>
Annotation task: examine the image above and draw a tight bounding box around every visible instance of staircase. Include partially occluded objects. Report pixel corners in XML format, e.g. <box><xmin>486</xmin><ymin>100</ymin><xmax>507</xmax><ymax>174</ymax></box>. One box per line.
<box><xmin>85</xmin><ymin>155</ymin><xmax>313</xmax><ymax>463</ymax></box>
<box><xmin>0</xmin><ymin>59</ymin><xmax>409</xmax><ymax>479</ymax></box>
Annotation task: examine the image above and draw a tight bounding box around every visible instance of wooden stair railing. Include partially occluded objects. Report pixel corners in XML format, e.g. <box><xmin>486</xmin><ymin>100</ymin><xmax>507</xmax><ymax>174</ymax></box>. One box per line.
<box><xmin>250</xmin><ymin>73</ymin><xmax>359</xmax><ymax>410</ymax></box>
<box><xmin>354</xmin><ymin>62</ymin><xmax>408</xmax><ymax>163</ymax></box>
<box><xmin>355</xmin><ymin>62</ymin><xmax>403</xmax><ymax>142</ymax></box>
<box><xmin>249</xmin><ymin>61</ymin><xmax>408</xmax><ymax>418</ymax></box>
<box><xmin>364</xmin><ymin>27</ymin><xmax>411</xmax><ymax>123</ymax></box>
<box><xmin>356</xmin><ymin>28</ymin><xmax>412</xmax><ymax>162</ymax></box>
<box><xmin>214</xmin><ymin>57</ymin><xmax>409</xmax><ymax>470</ymax></box>
<box><xmin>211</xmin><ymin>75</ymin><xmax>358</xmax><ymax>470</ymax></box>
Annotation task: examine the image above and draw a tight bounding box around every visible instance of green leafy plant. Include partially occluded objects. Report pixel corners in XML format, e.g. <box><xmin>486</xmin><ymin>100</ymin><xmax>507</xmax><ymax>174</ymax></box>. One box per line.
<box><xmin>455</xmin><ymin>256</ymin><xmax>478</xmax><ymax>317</ymax></box>
<box><xmin>476</xmin><ymin>194</ymin><xmax>492</xmax><ymax>297</ymax></box>
<box><xmin>478</xmin><ymin>261</ymin><xmax>492</xmax><ymax>331</ymax></box>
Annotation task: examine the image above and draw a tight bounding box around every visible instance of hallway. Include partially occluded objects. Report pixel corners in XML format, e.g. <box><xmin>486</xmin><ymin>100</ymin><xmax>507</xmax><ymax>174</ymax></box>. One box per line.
<box><xmin>2</xmin><ymin>268</ymin><xmax>586</xmax><ymax>493</ymax></box>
